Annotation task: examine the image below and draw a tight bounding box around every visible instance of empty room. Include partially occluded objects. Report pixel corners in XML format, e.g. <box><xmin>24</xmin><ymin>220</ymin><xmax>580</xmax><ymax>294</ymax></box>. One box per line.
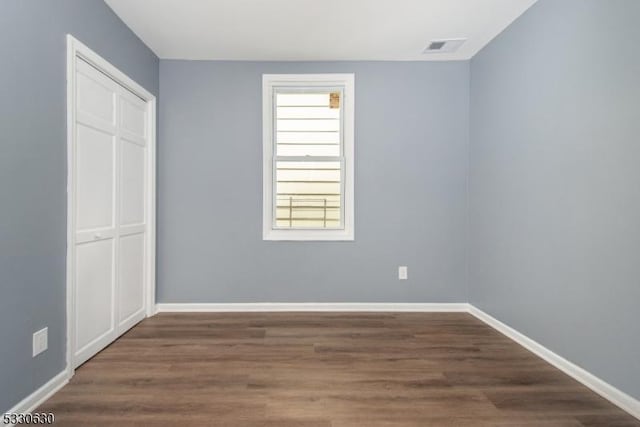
<box><xmin>1</xmin><ymin>0</ymin><xmax>640</xmax><ymax>425</ymax></box>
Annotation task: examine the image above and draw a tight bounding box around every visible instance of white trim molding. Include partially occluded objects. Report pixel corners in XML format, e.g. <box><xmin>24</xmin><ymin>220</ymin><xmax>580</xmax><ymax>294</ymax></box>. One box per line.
<box><xmin>2</xmin><ymin>371</ymin><xmax>69</xmax><ymax>426</ymax></box>
<box><xmin>468</xmin><ymin>305</ymin><xmax>640</xmax><ymax>421</ymax></box>
<box><xmin>156</xmin><ymin>303</ymin><xmax>469</xmax><ymax>313</ymax></box>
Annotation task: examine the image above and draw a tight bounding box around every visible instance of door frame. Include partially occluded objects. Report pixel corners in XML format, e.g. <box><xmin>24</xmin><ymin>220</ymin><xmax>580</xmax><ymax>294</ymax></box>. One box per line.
<box><xmin>65</xmin><ymin>35</ymin><xmax>157</xmax><ymax>378</ymax></box>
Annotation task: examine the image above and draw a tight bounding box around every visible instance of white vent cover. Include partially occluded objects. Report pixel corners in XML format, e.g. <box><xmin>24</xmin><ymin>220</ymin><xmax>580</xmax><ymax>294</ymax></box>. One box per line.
<box><xmin>423</xmin><ymin>38</ymin><xmax>467</xmax><ymax>54</ymax></box>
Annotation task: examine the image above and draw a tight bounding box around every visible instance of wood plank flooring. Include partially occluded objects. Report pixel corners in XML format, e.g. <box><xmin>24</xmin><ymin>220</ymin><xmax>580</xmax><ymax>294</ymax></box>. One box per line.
<box><xmin>38</xmin><ymin>313</ymin><xmax>640</xmax><ymax>426</ymax></box>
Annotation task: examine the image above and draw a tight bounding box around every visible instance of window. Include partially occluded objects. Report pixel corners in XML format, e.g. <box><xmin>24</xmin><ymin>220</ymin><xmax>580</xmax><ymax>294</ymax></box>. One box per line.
<box><xmin>263</xmin><ymin>74</ymin><xmax>354</xmax><ymax>241</ymax></box>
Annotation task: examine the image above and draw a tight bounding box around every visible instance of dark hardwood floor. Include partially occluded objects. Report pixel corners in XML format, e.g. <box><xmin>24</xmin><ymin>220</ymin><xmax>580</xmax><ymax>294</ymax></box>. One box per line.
<box><xmin>38</xmin><ymin>313</ymin><xmax>640</xmax><ymax>426</ymax></box>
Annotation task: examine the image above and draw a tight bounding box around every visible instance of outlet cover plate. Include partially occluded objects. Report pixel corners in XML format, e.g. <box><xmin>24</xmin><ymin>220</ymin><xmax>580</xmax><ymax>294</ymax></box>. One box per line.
<box><xmin>33</xmin><ymin>327</ymin><xmax>48</xmax><ymax>357</ymax></box>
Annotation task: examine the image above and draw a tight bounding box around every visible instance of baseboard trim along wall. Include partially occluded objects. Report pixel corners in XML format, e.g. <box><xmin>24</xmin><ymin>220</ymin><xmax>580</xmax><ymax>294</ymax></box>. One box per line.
<box><xmin>3</xmin><ymin>370</ymin><xmax>68</xmax><ymax>426</ymax></box>
<box><xmin>7</xmin><ymin>304</ymin><xmax>639</xmax><ymax>422</ymax></box>
<box><xmin>467</xmin><ymin>305</ymin><xmax>640</xmax><ymax>421</ymax></box>
<box><xmin>155</xmin><ymin>302</ymin><xmax>470</xmax><ymax>313</ymax></box>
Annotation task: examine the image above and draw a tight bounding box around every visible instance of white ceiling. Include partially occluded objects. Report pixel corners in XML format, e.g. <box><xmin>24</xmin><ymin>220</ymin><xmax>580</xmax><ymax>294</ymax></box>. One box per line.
<box><xmin>104</xmin><ymin>0</ymin><xmax>537</xmax><ymax>61</ymax></box>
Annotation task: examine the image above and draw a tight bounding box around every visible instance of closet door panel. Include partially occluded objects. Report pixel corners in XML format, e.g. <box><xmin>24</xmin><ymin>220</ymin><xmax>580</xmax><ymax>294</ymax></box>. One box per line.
<box><xmin>76</xmin><ymin>124</ymin><xmax>115</xmax><ymax>231</ymax></box>
<box><xmin>120</xmin><ymin>139</ymin><xmax>145</xmax><ymax>226</ymax></box>
<box><xmin>74</xmin><ymin>239</ymin><xmax>115</xmax><ymax>364</ymax></box>
<box><xmin>118</xmin><ymin>232</ymin><xmax>145</xmax><ymax>324</ymax></box>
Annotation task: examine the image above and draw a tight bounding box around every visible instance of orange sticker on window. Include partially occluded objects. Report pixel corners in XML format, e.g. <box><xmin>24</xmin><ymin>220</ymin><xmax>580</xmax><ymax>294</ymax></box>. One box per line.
<box><xmin>329</xmin><ymin>92</ymin><xmax>340</xmax><ymax>109</ymax></box>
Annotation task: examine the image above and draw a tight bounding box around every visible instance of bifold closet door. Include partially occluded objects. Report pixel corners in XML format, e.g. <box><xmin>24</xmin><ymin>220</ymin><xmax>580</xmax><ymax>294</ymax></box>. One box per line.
<box><xmin>73</xmin><ymin>58</ymin><xmax>148</xmax><ymax>368</ymax></box>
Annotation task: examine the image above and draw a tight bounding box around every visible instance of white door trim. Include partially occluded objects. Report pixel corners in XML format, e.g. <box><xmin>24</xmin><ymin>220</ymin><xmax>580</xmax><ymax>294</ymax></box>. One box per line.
<box><xmin>66</xmin><ymin>34</ymin><xmax>156</xmax><ymax>378</ymax></box>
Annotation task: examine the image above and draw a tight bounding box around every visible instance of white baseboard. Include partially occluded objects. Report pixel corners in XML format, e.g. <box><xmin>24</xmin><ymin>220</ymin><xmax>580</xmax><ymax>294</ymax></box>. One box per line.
<box><xmin>468</xmin><ymin>305</ymin><xmax>640</xmax><ymax>421</ymax></box>
<box><xmin>2</xmin><ymin>370</ymin><xmax>69</xmax><ymax>426</ymax></box>
<box><xmin>156</xmin><ymin>302</ymin><xmax>470</xmax><ymax>313</ymax></box>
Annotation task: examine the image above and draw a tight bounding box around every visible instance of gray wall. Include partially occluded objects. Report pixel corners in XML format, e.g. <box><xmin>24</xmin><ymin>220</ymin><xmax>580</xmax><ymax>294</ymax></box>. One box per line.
<box><xmin>0</xmin><ymin>0</ymin><xmax>158</xmax><ymax>412</ymax></box>
<box><xmin>158</xmin><ymin>61</ymin><xmax>469</xmax><ymax>303</ymax></box>
<box><xmin>469</xmin><ymin>0</ymin><xmax>640</xmax><ymax>400</ymax></box>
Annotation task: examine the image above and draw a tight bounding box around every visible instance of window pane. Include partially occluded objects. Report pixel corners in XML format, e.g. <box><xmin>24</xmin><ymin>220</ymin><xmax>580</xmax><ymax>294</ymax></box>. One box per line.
<box><xmin>277</xmin><ymin>131</ymin><xmax>339</xmax><ymax>143</ymax></box>
<box><xmin>275</xmin><ymin>161</ymin><xmax>341</xmax><ymax>229</ymax></box>
<box><xmin>277</xmin><ymin>119</ymin><xmax>339</xmax><ymax>132</ymax></box>
<box><xmin>277</xmin><ymin>144</ymin><xmax>340</xmax><ymax>156</ymax></box>
<box><xmin>276</xmin><ymin>93</ymin><xmax>330</xmax><ymax>106</ymax></box>
<box><xmin>276</xmin><ymin>91</ymin><xmax>341</xmax><ymax>157</ymax></box>
<box><xmin>277</xmin><ymin>106</ymin><xmax>339</xmax><ymax>119</ymax></box>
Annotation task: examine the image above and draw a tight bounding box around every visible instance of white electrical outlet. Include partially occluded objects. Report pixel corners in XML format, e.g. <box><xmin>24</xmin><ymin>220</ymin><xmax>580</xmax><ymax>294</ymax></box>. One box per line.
<box><xmin>398</xmin><ymin>266</ymin><xmax>408</xmax><ymax>280</ymax></box>
<box><xmin>33</xmin><ymin>327</ymin><xmax>48</xmax><ymax>357</ymax></box>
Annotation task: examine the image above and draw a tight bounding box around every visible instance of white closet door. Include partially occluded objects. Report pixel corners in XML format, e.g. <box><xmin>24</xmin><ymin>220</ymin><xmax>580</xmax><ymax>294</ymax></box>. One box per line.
<box><xmin>73</xmin><ymin>58</ymin><xmax>147</xmax><ymax>367</ymax></box>
<box><xmin>117</xmin><ymin>89</ymin><xmax>147</xmax><ymax>333</ymax></box>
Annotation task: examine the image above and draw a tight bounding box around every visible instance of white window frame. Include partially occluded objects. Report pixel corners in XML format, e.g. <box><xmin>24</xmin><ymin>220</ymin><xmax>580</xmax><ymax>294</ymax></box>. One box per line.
<box><xmin>263</xmin><ymin>74</ymin><xmax>355</xmax><ymax>241</ymax></box>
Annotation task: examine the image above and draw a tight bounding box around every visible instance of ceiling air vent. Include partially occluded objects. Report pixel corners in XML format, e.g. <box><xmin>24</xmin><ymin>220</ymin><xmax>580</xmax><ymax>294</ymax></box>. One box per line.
<box><xmin>423</xmin><ymin>38</ymin><xmax>466</xmax><ymax>54</ymax></box>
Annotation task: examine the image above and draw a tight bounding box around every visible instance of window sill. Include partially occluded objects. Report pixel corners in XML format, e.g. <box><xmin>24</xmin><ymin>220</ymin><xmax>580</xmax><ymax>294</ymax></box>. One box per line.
<box><xmin>263</xmin><ymin>228</ymin><xmax>354</xmax><ymax>241</ymax></box>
